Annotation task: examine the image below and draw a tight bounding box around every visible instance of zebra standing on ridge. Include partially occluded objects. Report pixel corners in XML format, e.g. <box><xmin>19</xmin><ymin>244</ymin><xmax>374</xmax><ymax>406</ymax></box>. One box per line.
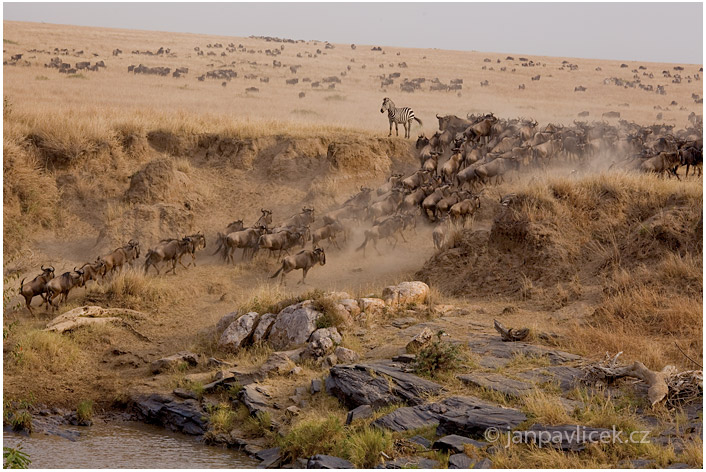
<box><xmin>380</xmin><ymin>97</ymin><xmax>423</xmax><ymax>139</ymax></box>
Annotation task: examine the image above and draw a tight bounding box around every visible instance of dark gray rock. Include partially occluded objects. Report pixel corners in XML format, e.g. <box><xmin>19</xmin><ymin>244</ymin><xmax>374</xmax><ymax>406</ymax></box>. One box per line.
<box><xmin>516</xmin><ymin>424</ymin><xmax>613</xmax><ymax>451</ymax></box>
<box><xmin>457</xmin><ymin>373</ymin><xmax>535</xmax><ymax>398</ymax></box>
<box><xmin>391</xmin><ymin>354</ymin><xmax>416</xmax><ymax>364</ymax></box>
<box><xmin>473</xmin><ymin>458</ymin><xmax>493</xmax><ymax>469</ymax></box>
<box><xmin>372</xmin><ymin>404</ymin><xmax>439</xmax><ymax>432</ymax></box>
<box><xmin>666</xmin><ymin>463</ymin><xmax>691</xmax><ymax>469</ymax></box>
<box><xmin>307</xmin><ymin>454</ymin><xmax>355</xmax><ymax>469</ymax></box>
<box><xmin>311</xmin><ymin>379</ymin><xmax>323</xmax><ymax>394</ymax></box>
<box><xmin>448</xmin><ymin>453</ymin><xmax>473</xmax><ymax>469</ymax></box>
<box><xmin>409</xmin><ymin>435</ymin><xmax>432</xmax><ymax>449</ymax></box>
<box><xmin>436</xmin><ymin>396</ymin><xmax>527</xmax><ymax>437</ymax></box>
<box><xmin>433</xmin><ymin>434</ymin><xmax>488</xmax><ymax>453</ymax></box>
<box><xmin>419</xmin><ymin>458</ymin><xmax>441</xmax><ymax>469</ymax></box>
<box><xmin>325</xmin><ymin>363</ymin><xmax>443</xmax><ymax>409</ymax></box>
<box><xmin>391</xmin><ymin>317</ymin><xmax>418</xmax><ymax>328</ymax></box>
<box><xmin>466</xmin><ymin>334</ymin><xmax>581</xmax><ymax>365</ymax></box>
<box><xmin>346</xmin><ymin>404</ymin><xmax>374</xmax><ymax>425</ymax></box>
<box><xmin>378</xmin><ymin>457</ymin><xmax>440</xmax><ymax>469</ymax></box>
<box><xmin>131</xmin><ymin>393</ymin><xmax>208</xmax><ymax>435</ymax></box>
<box><xmin>240</xmin><ymin>384</ymin><xmax>273</xmax><ymax>416</ymax></box>
<box><xmin>478</xmin><ymin>356</ymin><xmax>510</xmax><ymax>369</ymax></box>
<box><xmin>256</xmin><ymin>447</ymin><xmax>283</xmax><ymax>468</ymax></box>
<box><xmin>173</xmin><ymin>388</ymin><xmax>199</xmax><ymax>400</ymax></box>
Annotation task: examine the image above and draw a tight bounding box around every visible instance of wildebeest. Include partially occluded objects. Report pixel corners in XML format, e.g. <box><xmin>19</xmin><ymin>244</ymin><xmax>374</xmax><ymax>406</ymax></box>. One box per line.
<box><xmin>19</xmin><ymin>265</ymin><xmax>55</xmax><ymax>315</ymax></box>
<box><xmin>144</xmin><ymin>238</ymin><xmax>193</xmax><ymax>274</ymax></box>
<box><xmin>270</xmin><ymin>247</ymin><xmax>326</xmax><ymax>284</ymax></box>
<box><xmin>45</xmin><ymin>268</ymin><xmax>85</xmax><ymax>311</ymax></box>
<box><xmin>355</xmin><ymin>215</ymin><xmax>407</xmax><ymax>256</ymax></box>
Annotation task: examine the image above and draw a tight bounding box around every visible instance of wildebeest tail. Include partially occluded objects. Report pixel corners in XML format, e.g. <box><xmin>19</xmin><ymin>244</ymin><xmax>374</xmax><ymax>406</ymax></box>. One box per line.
<box><xmin>270</xmin><ymin>265</ymin><xmax>283</xmax><ymax>279</ymax></box>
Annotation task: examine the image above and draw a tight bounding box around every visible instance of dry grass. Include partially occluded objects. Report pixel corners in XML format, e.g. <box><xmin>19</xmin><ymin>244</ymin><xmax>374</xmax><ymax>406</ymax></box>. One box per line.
<box><xmin>82</xmin><ymin>267</ymin><xmax>177</xmax><ymax>311</ymax></box>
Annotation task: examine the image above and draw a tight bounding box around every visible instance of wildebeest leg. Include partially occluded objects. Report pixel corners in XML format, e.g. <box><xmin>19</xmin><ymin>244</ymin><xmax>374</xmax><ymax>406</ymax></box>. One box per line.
<box><xmin>299</xmin><ymin>268</ymin><xmax>310</xmax><ymax>285</ymax></box>
<box><xmin>331</xmin><ymin>236</ymin><xmax>341</xmax><ymax>250</ymax></box>
<box><xmin>372</xmin><ymin>238</ymin><xmax>382</xmax><ymax>256</ymax></box>
<box><xmin>170</xmin><ymin>258</ymin><xmax>178</xmax><ymax>275</ymax></box>
<box><xmin>399</xmin><ymin>230</ymin><xmax>408</xmax><ymax>243</ymax></box>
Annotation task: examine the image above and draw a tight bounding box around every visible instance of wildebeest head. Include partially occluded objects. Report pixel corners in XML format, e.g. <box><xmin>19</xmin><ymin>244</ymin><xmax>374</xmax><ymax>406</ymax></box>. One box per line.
<box><xmin>314</xmin><ymin>247</ymin><xmax>326</xmax><ymax>265</ymax></box>
<box><xmin>416</xmin><ymin>134</ymin><xmax>429</xmax><ymax>149</ymax></box>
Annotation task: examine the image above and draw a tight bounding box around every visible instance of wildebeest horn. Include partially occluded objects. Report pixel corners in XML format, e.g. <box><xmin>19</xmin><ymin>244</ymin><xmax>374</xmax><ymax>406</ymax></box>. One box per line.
<box><xmin>41</xmin><ymin>264</ymin><xmax>46</xmax><ymax>271</ymax></box>
<box><xmin>50</xmin><ymin>266</ymin><xmax>55</xmax><ymax>272</ymax></box>
<box><xmin>436</xmin><ymin>114</ymin><xmax>441</xmax><ymax>119</ymax></box>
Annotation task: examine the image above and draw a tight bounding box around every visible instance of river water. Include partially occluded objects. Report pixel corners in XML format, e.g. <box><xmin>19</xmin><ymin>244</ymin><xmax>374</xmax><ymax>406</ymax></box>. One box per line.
<box><xmin>3</xmin><ymin>420</ymin><xmax>257</xmax><ymax>468</ymax></box>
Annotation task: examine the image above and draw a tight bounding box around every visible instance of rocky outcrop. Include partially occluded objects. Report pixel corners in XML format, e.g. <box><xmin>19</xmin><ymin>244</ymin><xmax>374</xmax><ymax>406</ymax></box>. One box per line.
<box><xmin>358</xmin><ymin>298</ymin><xmax>386</xmax><ymax>319</ymax></box>
<box><xmin>218</xmin><ymin>312</ymin><xmax>258</xmax><ymax>351</ymax></box>
<box><xmin>267</xmin><ymin>301</ymin><xmax>322</xmax><ymax>350</ymax></box>
<box><xmin>131</xmin><ymin>393</ymin><xmax>208</xmax><ymax>435</ymax></box>
<box><xmin>307</xmin><ymin>454</ymin><xmax>355</xmax><ymax>469</ymax></box>
<box><xmin>325</xmin><ymin>363</ymin><xmax>443</xmax><ymax>409</ymax></box>
<box><xmin>334</xmin><ymin>347</ymin><xmax>359</xmax><ymax>364</ymax></box>
<box><xmin>457</xmin><ymin>373</ymin><xmax>536</xmax><ymax>398</ymax></box>
<box><xmin>382</xmin><ymin>281</ymin><xmax>430</xmax><ymax>307</ymax></box>
<box><xmin>406</xmin><ymin>327</ymin><xmax>434</xmax><ymax>353</ymax></box>
<box><xmin>251</xmin><ymin>312</ymin><xmax>277</xmax><ymax>344</ymax></box>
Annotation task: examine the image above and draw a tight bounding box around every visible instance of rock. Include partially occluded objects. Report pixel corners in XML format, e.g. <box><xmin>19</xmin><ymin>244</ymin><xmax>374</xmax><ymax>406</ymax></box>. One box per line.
<box><xmin>324</xmin><ymin>354</ymin><xmax>338</xmax><ymax>367</ymax></box>
<box><xmin>406</xmin><ymin>327</ymin><xmax>435</xmax><ymax>354</ymax></box>
<box><xmin>408</xmin><ymin>435</ymin><xmax>431</xmax><ymax>449</ymax></box>
<box><xmin>286</xmin><ymin>406</ymin><xmax>301</xmax><ymax>416</ymax></box>
<box><xmin>448</xmin><ymin>453</ymin><xmax>473</xmax><ymax>469</ymax></box>
<box><xmin>346</xmin><ymin>404</ymin><xmax>374</xmax><ymax>425</ymax></box>
<box><xmin>207</xmin><ymin>357</ymin><xmax>233</xmax><ymax>368</ymax></box>
<box><xmin>326</xmin><ymin>291</ymin><xmax>352</xmax><ymax>300</ymax></box>
<box><xmin>304</xmin><ymin>337</ymin><xmax>335</xmax><ymax>361</ymax></box>
<box><xmin>358</xmin><ymin>298</ymin><xmax>386</xmax><ymax>319</ymax></box>
<box><xmin>216</xmin><ymin>311</ymin><xmax>239</xmax><ymax>333</ymax></box>
<box><xmin>478</xmin><ymin>356</ymin><xmax>510</xmax><ymax>370</ymax></box>
<box><xmin>131</xmin><ymin>393</ymin><xmax>208</xmax><ymax>435</ymax></box>
<box><xmin>289</xmin><ymin>366</ymin><xmax>303</xmax><ymax>376</ymax></box>
<box><xmin>515</xmin><ymin>424</ymin><xmax>613</xmax><ymax>452</ymax></box>
<box><xmin>392</xmin><ymin>354</ymin><xmax>416</xmax><ymax>363</ymax></box>
<box><xmin>516</xmin><ymin>366</ymin><xmax>583</xmax><ymax>393</ymax></box>
<box><xmin>240</xmin><ymin>384</ymin><xmax>273</xmax><ymax>416</ymax></box>
<box><xmin>666</xmin><ymin>463</ymin><xmax>691</xmax><ymax>469</ymax></box>
<box><xmin>435</xmin><ymin>397</ymin><xmax>527</xmax><ymax>437</ymax></box>
<box><xmin>45</xmin><ymin>305</ymin><xmax>144</xmax><ymax>334</ymax></box>
<box><xmin>252</xmin><ymin>313</ymin><xmax>277</xmax><ymax>344</ymax></box>
<box><xmin>151</xmin><ymin>351</ymin><xmax>199</xmax><ymax>374</ymax></box>
<box><xmin>466</xmin><ymin>334</ymin><xmax>582</xmax><ymax>365</ymax></box>
<box><xmin>260</xmin><ymin>352</ymin><xmax>294</xmax><ymax>376</ymax></box>
<box><xmin>391</xmin><ymin>317</ymin><xmax>418</xmax><ymax>328</ymax></box>
<box><xmin>173</xmin><ymin>388</ymin><xmax>199</xmax><ymax>400</ymax></box>
<box><xmin>334</xmin><ymin>347</ymin><xmax>360</xmax><ymax>364</ymax></box>
<box><xmin>255</xmin><ymin>447</ymin><xmax>283</xmax><ymax>468</ymax></box>
<box><xmin>457</xmin><ymin>373</ymin><xmax>535</xmax><ymax>398</ymax></box>
<box><xmin>419</xmin><ymin>458</ymin><xmax>440</xmax><ymax>468</ymax></box>
<box><xmin>218</xmin><ymin>312</ymin><xmax>258</xmax><ymax>351</ymax></box>
<box><xmin>311</xmin><ymin>379</ymin><xmax>323</xmax><ymax>394</ymax></box>
<box><xmin>339</xmin><ymin>299</ymin><xmax>361</xmax><ymax>317</ymax></box>
<box><xmin>310</xmin><ymin>327</ymin><xmax>342</xmax><ymax>345</ymax></box>
<box><xmin>382</xmin><ymin>281</ymin><xmax>429</xmax><ymax>307</ymax></box>
<box><xmin>244</xmin><ymin>444</ymin><xmax>263</xmax><ymax>456</ymax></box>
<box><xmin>267</xmin><ymin>302</ymin><xmax>322</xmax><ymax>350</ymax></box>
<box><xmin>433</xmin><ymin>435</ymin><xmax>488</xmax><ymax>453</ymax></box>
<box><xmin>307</xmin><ymin>454</ymin><xmax>355</xmax><ymax>469</ymax></box>
<box><xmin>473</xmin><ymin>458</ymin><xmax>493</xmax><ymax>468</ymax></box>
<box><xmin>326</xmin><ymin>363</ymin><xmax>444</xmax><ymax>409</ymax></box>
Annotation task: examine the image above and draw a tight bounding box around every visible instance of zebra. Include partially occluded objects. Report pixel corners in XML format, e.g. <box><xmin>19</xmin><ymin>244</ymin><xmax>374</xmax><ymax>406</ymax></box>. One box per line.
<box><xmin>380</xmin><ymin>97</ymin><xmax>423</xmax><ymax>139</ymax></box>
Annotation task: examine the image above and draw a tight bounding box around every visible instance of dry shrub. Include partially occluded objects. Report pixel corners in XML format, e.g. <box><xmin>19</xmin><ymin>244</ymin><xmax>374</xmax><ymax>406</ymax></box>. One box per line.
<box><xmin>8</xmin><ymin>330</ymin><xmax>81</xmax><ymax>374</ymax></box>
<box><xmin>521</xmin><ymin>390</ymin><xmax>572</xmax><ymax>425</ymax></box>
<box><xmin>84</xmin><ymin>267</ymin><xmax>175</xmax><ymax>310</ymax></box>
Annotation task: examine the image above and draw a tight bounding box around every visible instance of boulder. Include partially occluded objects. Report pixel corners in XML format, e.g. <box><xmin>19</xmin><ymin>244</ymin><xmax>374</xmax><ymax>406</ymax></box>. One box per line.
<box><xmin>303</xmin><ymin>336</ymin><xmax>335</xmax><ymax>361</ymax></box>
<box><xmin>326</xmin><ymin>363</ymin><xmax>443</xmax><ymax>409</ymax></box>
<box><xmin>45</xmin><ymin>305</ymin><xmax>143</xmax><ymax>334</ymax></box>
<box><xmin>151</xmin><ymin>351</ymin><xmax>199</xmax><ymax>374</ymax></box>
<box><xmin>358</xmin><ymin>298</ymin><xmax>386</xmax><ymax>319</ymax></box>
<box><xmin>267</xmin><ymin>302</ymin><xmax>322</xmax><ymax>350</ymax></box>
<box><xmin>436</xmin><ymin>396</ymin><xmax>527</xmax><ymax>437</ymax></box>
<box><xmin>406</xmin><ymin>327</ymin><xmax>434</xmax><ymax>354</ymax></box>
<box><xmin>218</xmin><ymin>312</ymin><xmax>258</xmax><ymax>351</ymax></box>
<box><xmin>256</xmin><ymin>447</ymin><xmax>283</xmax><ymax>468</ymax></box>
<box><xmin>334</xmin><ymin>347</ymin><xmax>360</xmax><ymax>364</ymax></box>
<box><xmin>131</xmin><ymin>393</ymin><xmax>207</xmax><ymax>435</ymax></box>
<box><xmin>346</xmin><ymin>404</ymin><xmax>374</xmax><ymax>425</ymax></box>
<box><xmin>240</xmin><ymin>384</ymin><xmax>273</xmax><ymax>416</ymax></box>
<box><xmin>251</xmin><ymin>313</ymin><xmax>277</xmax><ymax>344</ymax></box>
<box><xmin>216</xmin><ymin>311</ymin><xmax>239</xmax><ymax>333</ymax></box>
<box><xmin>307</xmin><ymin>454</ymin><xmax>355</xmax><ymax>469</ymax></box>
<box><xmin>409</xmin><ymin>435</ymin><xmax>432</xmax><ymax>449</ymax></box>
<box><xmin>311</xmin><ymin>379</ymin><xmax>323</xmax><ymax>394</ymax></box>
<box><xmin>339</xmin><ymin>299</ymin><xmax>361</xmax><ymax>317</ymax></box>
<box><xmin>310</xmin><ymin>327</ymin><xmax>342</xmax><ymax>345</ymax></box>
<box><xmin>448</xmin><ymin>453</ymin><xmax>473</xmax><ymax>469</ymax></box>
<box><xmin>382</xmin><ymin>282</ymin><xmax>429</xmax><ymax>307</ymax></box>
<box><xmin>433</xmin><ymin>435</ymin><xmax>488</xmax><ymax>453</ymax></box>
<box><xmin>259</xmin><ymin>352</ymin><xmax>294</xmax><ymax>377</ymax></box>
<box><xmin>473</xmin><ymin>458</ymin><xmax>493</xmax><ymax>468</ymax></box>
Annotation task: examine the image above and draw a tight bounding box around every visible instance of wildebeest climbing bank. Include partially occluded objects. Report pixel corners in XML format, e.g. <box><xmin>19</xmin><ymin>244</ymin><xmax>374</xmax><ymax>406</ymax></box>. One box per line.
<box><xmin>3</xmin><ymin>19</ymin><xmax>703</xmax><ymax>470</ymax></box>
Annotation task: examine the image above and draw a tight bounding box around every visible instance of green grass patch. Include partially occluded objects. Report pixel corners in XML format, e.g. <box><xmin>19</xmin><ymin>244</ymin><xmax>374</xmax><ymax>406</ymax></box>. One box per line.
<box><xmin>76</xmin><ymin>400</ymin><xmax>93</xmax><ymax>423</ymax></box>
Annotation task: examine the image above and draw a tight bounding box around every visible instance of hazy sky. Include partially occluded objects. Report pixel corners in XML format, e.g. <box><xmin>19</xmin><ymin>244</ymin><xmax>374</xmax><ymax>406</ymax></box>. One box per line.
<box><xmin>3</xmin><ymin>2</ymin><xmax>703</xmax><ymax>64</ymax></box>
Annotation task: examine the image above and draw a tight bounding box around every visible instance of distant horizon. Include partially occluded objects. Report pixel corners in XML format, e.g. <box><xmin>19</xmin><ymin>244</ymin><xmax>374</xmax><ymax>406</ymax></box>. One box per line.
<box><xmin>2</xmin><ymin>3</ymin><xmax>703</xmax><ymax>64</ymax></box>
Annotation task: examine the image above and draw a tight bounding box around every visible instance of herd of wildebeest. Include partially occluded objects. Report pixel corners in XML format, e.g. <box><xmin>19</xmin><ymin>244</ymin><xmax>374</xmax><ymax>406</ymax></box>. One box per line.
<box><xmin>17</xmin><ymin>103</ymin><xmax>704</xmax><ymax>316</ymax></box>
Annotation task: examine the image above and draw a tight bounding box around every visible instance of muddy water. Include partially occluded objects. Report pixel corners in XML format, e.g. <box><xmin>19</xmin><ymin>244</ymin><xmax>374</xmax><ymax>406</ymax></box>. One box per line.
<box><xmin>3</xmin><ymin>421</ymin><xmax>257</xmax><ymax>469</ymax></box>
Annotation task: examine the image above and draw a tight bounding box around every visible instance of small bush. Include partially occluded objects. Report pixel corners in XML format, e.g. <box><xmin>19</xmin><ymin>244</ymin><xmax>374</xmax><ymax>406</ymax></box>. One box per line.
<box><xmin>279</xmin><ymin>415</ymin><xmax>345</xmax><ymax>461</ymax></box>
<box><xmin>341</xmin><ymin>427</ymin><xmax>392</xmax><ymax>468</ymax></box>
<box><xmin>35</xmin><ymin>76</ymin><xmax>49</xmax><ymax>81</ymax></box>
<box><xmin>10</xmin><ymin>411</ymin><xmax>32</xmax><ymax>433</ymax></box>
<box><xmin>313</xmin><ymin>296</ymin><xmax>347</xmax><ymax>330</ymax></box>
<box><xmin>208</xmin><ymin>403</ymin><xmax>236</xmax><ymax>434</ymax></box>
<box><xmin>76</xmin><ymin>400</ymin><xmax>93</xmax><ymax>423</ymax></box>
<box><xmin>413</xmin><ymin>331</ymin><xmax>464</xmax><ymax>378</ymax></box>
<box><xmin>66</xmin><ymin>73</ymin><xmax>88</xmax><ymax>79</ymax></box>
